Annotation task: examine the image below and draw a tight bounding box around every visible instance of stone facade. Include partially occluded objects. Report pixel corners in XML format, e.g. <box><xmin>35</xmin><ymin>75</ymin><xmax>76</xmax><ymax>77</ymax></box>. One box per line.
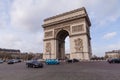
<box><xmin>42</xmin><ymin>7</ymin><xmax>92</xmax><ymax>60</ymax></box>
<box><xmin>105</xmin><ymin>50</ymin><xmax>120</xmax><ymax>59</ymax></box>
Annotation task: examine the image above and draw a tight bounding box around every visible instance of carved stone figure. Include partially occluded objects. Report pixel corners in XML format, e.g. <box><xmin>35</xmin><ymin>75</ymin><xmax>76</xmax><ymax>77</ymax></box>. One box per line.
<box><xmin>74</xmin><ymin>38</ymin><xmax>83</xmax><ymax>52</ymax></box>
<box><xmin>45</xmin><ymin>31</ymin><xmax>53</xmax><ymax>38</ymax></box>
<box><xmin>46</xmin><ymin>42</ymin><xmax>51</xmax><ymax>53</ymax></box>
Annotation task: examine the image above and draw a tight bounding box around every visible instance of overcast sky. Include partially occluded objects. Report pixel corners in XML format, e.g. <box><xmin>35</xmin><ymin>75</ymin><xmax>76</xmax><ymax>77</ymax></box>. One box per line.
<box><xmin>0</xmin><ymin>0</ymin><xmax>120</xmax><ymax>56</ymax></box>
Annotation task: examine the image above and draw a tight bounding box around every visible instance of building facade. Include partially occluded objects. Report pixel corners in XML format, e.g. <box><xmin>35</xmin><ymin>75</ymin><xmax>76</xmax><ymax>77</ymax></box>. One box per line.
<box><xmin>0</xmin><ymin>48</ymin><xmax>21</xmax><ymax>59</ymax></box>
<box><xmin>0</xmin><ymin>48</ymin><xmax>20</xmax><ymax>53</ymax></box>
<box><xmin>105</xmin><ymin>50</ymin><xmax>120</xmax><ymax>59</ymax></box>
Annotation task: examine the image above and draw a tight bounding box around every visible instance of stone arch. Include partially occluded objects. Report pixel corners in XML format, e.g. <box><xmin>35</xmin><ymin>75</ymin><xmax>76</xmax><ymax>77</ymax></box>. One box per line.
<box><xmin>42</xmin><ymin>7</ymin><xmax>92</xmax><ymax>60</ymax></box>
<box><xmin>54</xmin><ymin>26</ymin><xmax>70</xmax><ymax>39</ymax></box>
<box><xmin>56</xmin><ymin>29</ymin><xmax>69</xmax><ymax>40</ymax></box>
<box><xmin>55</xmin><ymin>29</ymin><xmax>69</xmax><ymax>59</ymax></box>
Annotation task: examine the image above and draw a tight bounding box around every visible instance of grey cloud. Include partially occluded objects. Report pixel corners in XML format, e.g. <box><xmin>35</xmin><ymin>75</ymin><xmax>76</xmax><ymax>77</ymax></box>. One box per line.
<box><xmin>1</xmin><ymin>0</ymin><xmax>120</xmax><ymax>54</ymax></box>
<box><xmin>84</xmin><ymin>0</ymin><xmax>120</xmax><ymax>26</ymax></box>
<box><xmin>0</xmin><ymin>33</ymin><xmax>22</xmax><ymax>49</ymax></box>
<box><xmin>10</xmin><ymin>0</ymin><xmax>82</xmax><ymax>32</ymax></box>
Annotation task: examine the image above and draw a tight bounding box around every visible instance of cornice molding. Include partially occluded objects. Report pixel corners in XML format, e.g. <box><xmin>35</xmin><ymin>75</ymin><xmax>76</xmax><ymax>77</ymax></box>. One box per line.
<box><xmin>44</xmin><ymin>7</ymin><xmax>86</xmax><ymax>21</ymax></box>
<box><xmin>42</xmin><ymin>7</ymin><xmax>91</xmax><ymax>28</ymax></box>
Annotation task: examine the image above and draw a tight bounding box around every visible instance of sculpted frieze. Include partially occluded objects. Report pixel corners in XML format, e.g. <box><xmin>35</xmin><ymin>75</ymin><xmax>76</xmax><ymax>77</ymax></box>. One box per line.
<box><xmin>72</xmin><ymin>24</ymin><xmax>84</xmax><ymax>33</ymax></box>
<box><xmin>44</xmin><ymin>19</ymin><xmax>84</xmax><ymax>30</ymax></box>
<box><xmin>45</xmin><ymin>31</ymin><xmax>53</xmax><ymax>38</ymax></box>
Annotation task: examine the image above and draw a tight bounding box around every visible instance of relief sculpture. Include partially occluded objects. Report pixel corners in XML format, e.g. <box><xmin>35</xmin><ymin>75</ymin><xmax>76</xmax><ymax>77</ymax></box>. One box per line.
<box><xmin>72</xmin><ymin>24</ymin><xmax>84</xmax><ymax>33</ymax></box>
<box><xmin>45</xmin><ymin>31</ymin><xmax>53</xmax><ymax>38</ymax></box>
<box><xmin>46</xmin><ymin>42</ymin><xmax>51</xmax><ymax>53</ymax></box>
<box><xmin>74</xmin><ymin>38</ymin><xmax>83</xmax><ymax>52</ymax></box>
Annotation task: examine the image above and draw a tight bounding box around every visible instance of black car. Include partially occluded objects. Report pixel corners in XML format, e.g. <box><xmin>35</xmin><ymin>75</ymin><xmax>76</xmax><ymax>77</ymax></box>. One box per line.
<box><xmin>26</xmin><ymin>60</ymin><xmax>43</xmax><ymax>68</ymax></box>
<box><xmin>7</xmin><ymin>60</ymin><xmax>14</xmax><ymax>64</ymax></box>
<box><xmin>73</xmin><ymin>58</ymin><xmax>79</xmax><ymax>63</ymax></box>
<box><xmin>13</xmin><ymin>59</ymin><xmax>22</xmax><ymax>63</ymax></box>
<box><xmin>66</xmin><ymin>59</ymin><xmax>73</xmax><ymax>63</ymax></box>
<box><xmin>66</xmin><ymin>58</ymin><xmax>79</xmax><ymax>63</ymax></box>
<box><xmin>17</xmin><ymin>59</ymin><xmax>22</xmax><ymax>62</ymax></box>
<box><xmin>107</xmin><ymin>58</ymin><xmax>120</xmax><ymax>63</ymax></box>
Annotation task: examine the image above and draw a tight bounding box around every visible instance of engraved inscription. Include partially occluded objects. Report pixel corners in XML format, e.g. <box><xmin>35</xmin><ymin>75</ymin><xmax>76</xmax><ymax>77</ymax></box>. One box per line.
<box><xmin>74</xmin><ymin>38</ymin><xmax>83</xmax><ymax>52</ymax></box>
<box><xmin>72</xmin><ymin>24</ymin><xmax>84</xmax><ymax>33</ymax></box>
<box><xmin>45</xmin><ymin>31</ymin><xmax>53</xmax><ymax>37</ymax></box>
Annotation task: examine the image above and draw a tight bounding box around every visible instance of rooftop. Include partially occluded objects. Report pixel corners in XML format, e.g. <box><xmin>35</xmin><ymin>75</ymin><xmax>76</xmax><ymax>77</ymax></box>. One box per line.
<box><xmin>106</xmin><ymin>50</ymin><xmax>120</xmax><ymax>54</ymax></box>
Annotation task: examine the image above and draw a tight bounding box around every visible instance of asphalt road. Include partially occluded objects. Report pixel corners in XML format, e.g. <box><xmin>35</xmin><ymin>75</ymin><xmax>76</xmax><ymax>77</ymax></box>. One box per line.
<box><xmin>0</xmin><ymin>61</ymin><xmax>120</xmax><ymax>80</ymax></box>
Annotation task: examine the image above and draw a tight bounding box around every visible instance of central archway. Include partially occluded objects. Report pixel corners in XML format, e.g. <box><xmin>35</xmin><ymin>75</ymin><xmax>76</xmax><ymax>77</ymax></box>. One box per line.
<box><xmin>56</xmin><ymin>30</ymin><xmax>69</xmax><ymax>59</ymax></box>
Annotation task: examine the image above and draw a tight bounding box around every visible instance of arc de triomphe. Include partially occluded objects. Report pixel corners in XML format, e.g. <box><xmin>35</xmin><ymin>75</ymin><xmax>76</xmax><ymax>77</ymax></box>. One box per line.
<box><xmin>42</xmin><ymin>7</ymin><xmax>92</xmax><ymax>60</ymax></box>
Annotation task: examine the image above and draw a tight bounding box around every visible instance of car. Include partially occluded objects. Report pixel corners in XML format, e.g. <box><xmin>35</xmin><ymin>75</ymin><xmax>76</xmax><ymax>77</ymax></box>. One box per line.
<box><xmin>13</xmin><ymin>59</ymin><xmax>21</xmax><ymax>63</ymax></box>
<box><xmin>7</xmin><ymin>60</ymin><xmax>14</xmax><ymax>64</ymax></box>
<box><xmin>73</xmin><ymin>58</ymin><xmax>79</xmax><ymax>63</ymax></box>
<box><xmin>26</xmin><ymin>60</ymin><xmax>43</xmax><ymax>68</ymax></box>
<box><xmin>66</xmin><ymin>59</ymin><xmax>73</xmax><ymax>63</ymax></box>
<box><xmin>45</xmin><ymin>59</ymin><xmax>60</xmax><ymax>65</ymax></box>
<box><xmin>0</xmin><ymin>60</ymin><xmax>4</xmax><ymax>64</ymax></box>
<box><xmin>66</xmin><ymin>59</ymin><xmax>79</xmax><ymax>63</ymax></box>
<box><xmin>17</xmin><ymin>59</ymin><xmax>22</xmax><ymax>62</ymax></box>
<box><xmin>107</xmin><ymin>58</ymin><xmax>120</xmax><ymax>63</ymax></box>
<box><xmin>12</xmin><ymin>59</ymin><xmax>19</xmax><ymax>63</ymax></box>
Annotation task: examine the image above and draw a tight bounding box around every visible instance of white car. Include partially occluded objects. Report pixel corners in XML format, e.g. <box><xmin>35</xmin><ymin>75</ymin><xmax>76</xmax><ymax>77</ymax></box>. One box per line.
<box><xmin>0</xmin><ymin>60</ymin><xmax>4</xmax><ymax>63</ymax></box>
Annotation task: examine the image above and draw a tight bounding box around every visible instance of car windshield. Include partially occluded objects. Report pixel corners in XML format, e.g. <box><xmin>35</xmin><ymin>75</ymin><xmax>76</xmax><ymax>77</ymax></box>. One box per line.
<box><xmin>8</xmin><ymin>60</ymin><xmax>14</xmax><ymax>62</ymax></box>
<box><xmin>30</xmin><ymin>60</ymin><xmax>39</xmax><ymax>63</ymax></box>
